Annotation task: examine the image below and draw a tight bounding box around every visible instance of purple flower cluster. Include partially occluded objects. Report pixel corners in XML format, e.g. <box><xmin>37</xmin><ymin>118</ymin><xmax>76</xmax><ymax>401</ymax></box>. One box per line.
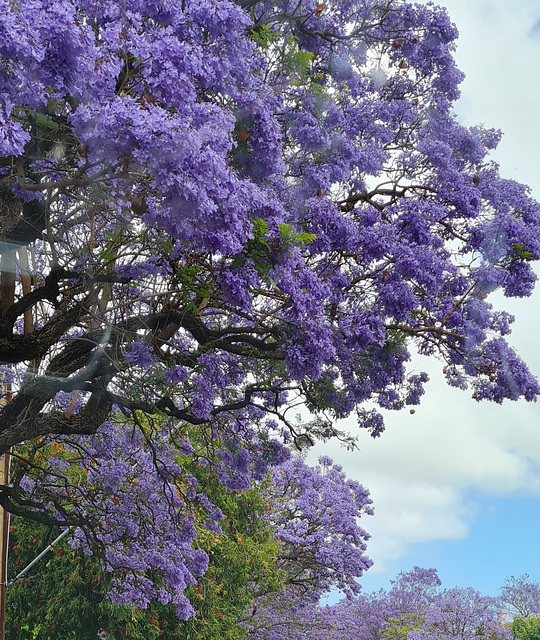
<box><xmin>251</xmin><ymin>567</ymin><xmax>513</xmax><ymax>640</ymax></box>
<box><xmin>266</xmin><ymin>456</ymin><xmax>373</xmax><ymax>597</ymax></box>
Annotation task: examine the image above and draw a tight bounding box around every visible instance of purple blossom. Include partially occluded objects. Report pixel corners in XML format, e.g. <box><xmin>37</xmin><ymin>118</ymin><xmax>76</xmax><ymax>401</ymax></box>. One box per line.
<box><xmin>124</xmin><ymin>340</ymin><xmax>155</xmax><ymax>369</ymax></box>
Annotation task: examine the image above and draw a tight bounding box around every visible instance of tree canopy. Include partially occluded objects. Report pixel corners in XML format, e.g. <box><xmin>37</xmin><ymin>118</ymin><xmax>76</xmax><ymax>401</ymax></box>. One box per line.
<box><xmin>501</xmin><ymin>575</ymin><xmax>540</xmax><ymax>619</ymax></box>
<box><xmin>249</xmin><ymin>567</ymin><xmax>516</xmax><ymax>640</ymax></box>
<box><xmin>1</xmin><ymin>0</ymin><xmax>539</xmax><ymax>618</ymax></box>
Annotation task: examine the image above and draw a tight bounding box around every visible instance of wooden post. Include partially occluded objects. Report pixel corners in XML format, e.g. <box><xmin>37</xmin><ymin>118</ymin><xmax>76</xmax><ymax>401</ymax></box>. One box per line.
<box><xmin>0</xmin><ymin>455</ymin><xmax>9</xmax><ymax>640</ymax></box>
<box><xmin>0</xmin><ymin>386</ymin><xmax>11</xmax><ymax>640</ymax></box>
<box><xmin>0</xmin><ymin>179</ymin><xmax>21</xmax><ymax>639</ymax></box>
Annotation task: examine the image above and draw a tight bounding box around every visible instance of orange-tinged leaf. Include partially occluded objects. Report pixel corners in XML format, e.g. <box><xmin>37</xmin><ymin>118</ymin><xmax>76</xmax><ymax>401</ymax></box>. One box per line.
<box><xmin>237</xmin><ymin>128</ymin><xmax>252</xmax><ymax>143</ymax></box>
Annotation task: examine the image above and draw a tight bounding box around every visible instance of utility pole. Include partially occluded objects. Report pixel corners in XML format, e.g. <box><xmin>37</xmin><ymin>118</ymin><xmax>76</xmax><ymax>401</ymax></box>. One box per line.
<box><xmin>0</xmin><ymin>454</ymin><xmax>9</xmax><ymax>640</ymax></box>
<box><xmin>0</xmin><ymin>387</ymin><xmax>11</xmax><ymax>640</ymax></box>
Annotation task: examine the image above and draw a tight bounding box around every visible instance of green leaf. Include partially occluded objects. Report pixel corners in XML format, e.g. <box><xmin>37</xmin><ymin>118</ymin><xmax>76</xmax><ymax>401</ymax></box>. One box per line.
<box><xmin>294</xmin><ymin>232</ymin><xmax>317</xmax><ymax>244</ymax></box>
<box><xmin>512</xmin><ymin>243</ymin><xmax>534</xmax><ymax>260</ymax></box>
<box><xmin>252</xmin><ymin>217</ymin><xmax>269</xmax><ymax>240</ymax></box>
<box><xmin>249</xmin><ymin>23</ymin><xmax>279</xmax><ymax>48</ymax></box>
<box><xmin>278</xmin><ymin>224</ymin><xmax>316</xmax><ymax>248</ymax></box>
<box><xmin>33</xmin><ymin>112</ymin><xmax>59</xmax><ymax>130</ymax></box>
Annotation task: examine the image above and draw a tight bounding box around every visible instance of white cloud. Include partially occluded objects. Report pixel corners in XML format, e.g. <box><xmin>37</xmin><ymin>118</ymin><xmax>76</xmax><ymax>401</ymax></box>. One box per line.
<box><xmin>357</xmin><ymin>474</ymin><xmax>472</xmax><ymax>568</ymax></box>
<box><xmin>311</xmin><ymin>363</ymin><xmax>540</xmax><ymax>571</ymax></box>
<box><xmin>443</xmin><ymin>0</ymin><xmax>540</xmax><ymax>194</ymax></box>
<box><xmin>310</xmin><ymin>366</ymin><xmax>540</xmax><ymax>567</ymax></box>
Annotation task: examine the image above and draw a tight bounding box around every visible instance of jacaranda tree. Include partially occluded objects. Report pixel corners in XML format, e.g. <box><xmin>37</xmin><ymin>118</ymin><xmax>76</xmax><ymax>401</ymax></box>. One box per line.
<box><xmin>501</xmin><ymin>575</ymin><xmax>540</xmax><ymax>619</ymax></box>
<box><xmin>310</xmin><ymin>566</ymin><xmax>442</xmax><ymax>640</ymax></box>
<box><xmin>407</xmin><ymin>587</ymin><xmax>511</xmax><ymax>640</ymax></box>
<box><xmin>6</xmin><ymin>453</ymin><xmax>370</xmax><ymax>639</ymax></box>
<box><xmin>7</xmin><ymin>455</ymin><xmax>281</xmax><ymax>640</ymax></box>
<box><xmin>1</xmin><ymin>0</ymin><xmax>540</xmax><ymax>618</ymax></box>
<box><xmin>261</xmin><ymin>569</ymin><xmax>511</xmax><ymax>640</ymax></box>
<box><xmin>248</xmin><ymin>566</ymin><xmax>500</xmax><ymax>640</ymax></box>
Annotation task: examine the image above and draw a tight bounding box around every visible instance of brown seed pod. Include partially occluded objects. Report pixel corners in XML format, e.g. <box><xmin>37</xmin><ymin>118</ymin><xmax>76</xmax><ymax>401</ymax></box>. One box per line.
<box><xmin>315</xmin><ymin>4</ymin><xmax>324</xmax><ymax>14</ymax></box>
<box><xmin>393</xmin><ymin>40</ymin><xmax>402</xmax><ymax>49</ymax></box>
<box><xmin>131</xmin><ymin>196</ymin><xmax>148</xmax><ymax>215</ymax></box>
<box><xmin>141</xmin><ymin>93</ymin><xmax>156</xmax><ymax>105</ymax></box>
<box><xmin>399</xmin><ymin>59</ymin><xmax>408</xmax><ymax>69</ymax></box>
<box><xmin>119</xmin><ymin>154</ymin><xmax>132</xmax><ymax>172</ymax></box>
<box><xmin>237</xmin><ymin>128</ymin><xmax>252</xmax><ymax>143</ymax></box>
<box><xmin>316</xmin><ymin>188</ymin><xmax>323</xmax><ymax>197</ymax></box>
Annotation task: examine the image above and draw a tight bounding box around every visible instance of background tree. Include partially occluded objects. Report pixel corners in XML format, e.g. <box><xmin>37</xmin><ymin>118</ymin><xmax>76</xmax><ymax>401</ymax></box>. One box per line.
<box><xmin>6</xmin><ymin>461</ymin><xmax>281</xmax><ymax>640</ymax></box>
<box><xmin>243</xmin><ymin>456</ymin><xmax>373</xmax><ymax>639</ymax></box>
<box><xmin>324</xmin><ymin>567</ymin><xmax>441</xmax><ymax>640</ymax></box>
<box><xmin>264</xmin><ymin>456</ymin><xmax>372</xmax><ymax>596</ymax></box>
<box><xmin>249</xmin><ymin>566</ymin><xmax>440</xmax><ymax>640</ymax></box>
<box><xmin>388</xmin><ymin>567</ymin><xmax>442</xmax><ymax>612</ymax></box>
<box><xmin>512</xmin><ymin>616</ymin><xmax>540</xmax><ymax>640</ymax></box>
<box><xmin>408</xmin><ymin>588</ymin><xmax>510</xmax><ymax>640</ymax></box>
<box><xmin>1</xmin><ymin>0</ymin><xmax>540</xmax><ymax>614</ymax></box>
<box><xmin>501</xmin><ymin>575</ymin><xmax>540</xmax><ymax>619</ymax></box>
<box><xmin>381</xmin><ymin>613</ymin><xmax>425</xmax><ymax>640</ymax></box>
<box><xmin>246</xmin><ymin>567</ymin><xmax>515</xmax><ymax>640</ymax></box>
<box><xmin>6</xmin><ymin>451</ymin><xmax>371</xmax><ymax>639</ymax></box>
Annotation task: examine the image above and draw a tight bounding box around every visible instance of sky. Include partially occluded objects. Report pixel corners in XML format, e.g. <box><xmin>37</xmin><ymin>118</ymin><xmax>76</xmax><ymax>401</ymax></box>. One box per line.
<box><xmin>312</xmin><ymin>0</ymin><xmax>540</xmax><ymax>599</ymax></box>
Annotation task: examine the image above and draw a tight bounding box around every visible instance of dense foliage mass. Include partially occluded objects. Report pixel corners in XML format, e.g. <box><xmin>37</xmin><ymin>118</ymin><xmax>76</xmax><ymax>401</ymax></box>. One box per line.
<box><xmin>1</xmin><ymin>0</ymin><xmax>540</xmax><ymax>617</ymax></box>
<box><xmin>8</xmin><ymin>548</ymin><xmax>540</xmax><ymax>640</ymax></box>
<box><xmin>7</xmin><ymin>462</ymin><xmax>281</xmax><ymax>639</ymax></box>
<box><xmin>7</xmin><ymin>453</ymin><xmax>371</xmax><ymax>639</ymax></box>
